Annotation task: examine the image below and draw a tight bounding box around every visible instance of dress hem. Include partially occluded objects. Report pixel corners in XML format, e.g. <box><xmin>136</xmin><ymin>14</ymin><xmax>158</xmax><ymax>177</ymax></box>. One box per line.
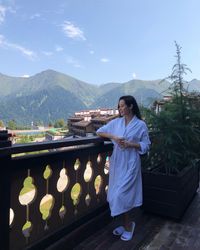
<box><xmin>110</xmin><ymin>203</ymin><xmax>142</xmax><ymax>217</ymax></box>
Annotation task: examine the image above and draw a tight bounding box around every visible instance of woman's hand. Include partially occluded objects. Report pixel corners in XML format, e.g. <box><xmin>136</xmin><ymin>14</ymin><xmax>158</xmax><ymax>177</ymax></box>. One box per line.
<box><xmin>120</xmin><ymin>139</ymin><xmax>141</xmax><ymax>150</ymax></box>
<box><xmin>119</xmin><ymin>139</ymin><xmax>130</xmax><ymax>149</ymax></box>
<box><xmin>113</xmin><ymin>136</ymin><xmax>127</xmax><ymax>148</ymax></box>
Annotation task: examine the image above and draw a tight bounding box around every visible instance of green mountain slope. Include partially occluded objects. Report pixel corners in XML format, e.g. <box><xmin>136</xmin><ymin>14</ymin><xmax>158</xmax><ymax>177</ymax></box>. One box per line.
<box><xmin>0</xmin><ymin>73</ymin><xmax>27</xmax><ymax>97</ymax></box>
<box><xmin>91</xmin><ymin>79</ymin><xmax>168</xmax><ymax>108</ymax></box>
<box><xmin>0</xmin><ymin>85</ymin><xmax>86</xmax><ymax>125</ymax></box>
<box><xmin>1</xmin><ymin>70</ymin><xmax>98</xmax><ymax>106</ymax></box>
<box><xmin>0</xmin><ymin>70</ymin><xmax>199</xmax><ymax>126</ymax></box>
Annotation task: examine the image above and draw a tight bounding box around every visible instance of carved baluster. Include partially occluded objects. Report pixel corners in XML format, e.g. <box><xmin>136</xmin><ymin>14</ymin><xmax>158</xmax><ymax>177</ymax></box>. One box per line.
<box><xmin>84</xmin><ymin>158</ymin><xmax>93</xmax><ymax>207</ymax></box>
<box><xmin>71</xmin><ymin>158</ymin><xmax>82</xmax><ymax>216</ymax></box>
<box><xmin>19</xmin><ymin>170</ymin><xmax>36</xmax><ymax>243</ymax></box>
<box><xmin>57</xmin><ymin>161</ymin><xmax>69</xmax><ymax>222</ymax></box>
<box><xmin>39</xmin><ymin>165</ymin><xmax>54</xmax><ymax>231</ymax></box>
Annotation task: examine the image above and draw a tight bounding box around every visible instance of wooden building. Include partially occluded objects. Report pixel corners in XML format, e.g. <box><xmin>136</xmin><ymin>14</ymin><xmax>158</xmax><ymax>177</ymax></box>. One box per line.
<box><xmin>91</xmin><ymin>115</ymin><xmax>118</xmax><ymax>131</ymax></box>
<box><xmin>68</xmin><ymin>108</ymin><xmax>118</xmax><ymax>136</ymax></box>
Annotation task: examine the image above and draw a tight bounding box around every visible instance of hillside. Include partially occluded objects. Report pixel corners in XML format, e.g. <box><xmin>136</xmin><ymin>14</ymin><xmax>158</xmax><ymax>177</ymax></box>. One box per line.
<box><xmin>0</xmin><ymin>70</ymin><xmax>199</xmax><ymax>125</ymax></box>
<box><xmin>0</xmin><ymin>70</ymin><xmax>98</xmax><ymax>106</ymax></box>
<box><xmin>0</xmin><ymin>86</ymin><xmax>87</xmax><ymax>124</ymax></box>
<box><xmin>92</xmin><ymin>79</ymin><xmax>169</xmax><ymax>108</ymax></box>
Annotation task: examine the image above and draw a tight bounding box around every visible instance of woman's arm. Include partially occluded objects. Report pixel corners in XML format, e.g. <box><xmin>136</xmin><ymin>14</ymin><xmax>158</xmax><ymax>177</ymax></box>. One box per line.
<box><xmin>120</xmin><ymin>124</ymin><xmax>150</xmax><ymax>154</ymax></box>
<box><xmin>96</xmin><ymin>132</ymin><xmax>115</xmax><ymax>140</ymax></box>
<box><xmin>119</xmin><ymin>124</ymin><xmax>150</xmax><ymax>152</ymax></box>
<box><xmin>120</xmin><ymin>140</ymin><xmax>141</xmax><ymax>150</ymax></box>
<box><xmin>97</xmin><ymin>132</ymin><xmax>124</xmax><ymax>145</ymax></box>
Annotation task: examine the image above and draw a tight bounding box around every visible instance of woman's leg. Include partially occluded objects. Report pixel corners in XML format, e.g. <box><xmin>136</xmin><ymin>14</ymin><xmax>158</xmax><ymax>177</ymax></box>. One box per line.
<box><xmin>120</xmin><ymin>210</ymin><xmax>135</xmax><ymax>241</ymax></box>
<box><xmin>123</xmin><ymin>211</ymin><xmax>132</xmax><ymax>231</ymax></box>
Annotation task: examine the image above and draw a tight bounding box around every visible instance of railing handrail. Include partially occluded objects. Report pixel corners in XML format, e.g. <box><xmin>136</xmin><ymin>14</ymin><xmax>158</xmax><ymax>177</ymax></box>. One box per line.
<box><xmin>0</xmin><ymin>131</ymin><xmax>113</xmax><ymax>250</ymax></box>
<box><xmin>0</xmin><ymin>136</ymin><xmax>107</xmax><ymax>156</ymax></box>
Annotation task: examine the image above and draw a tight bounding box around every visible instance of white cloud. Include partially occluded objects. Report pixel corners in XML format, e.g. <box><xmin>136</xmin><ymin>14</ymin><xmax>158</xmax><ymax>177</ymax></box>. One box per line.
<box><xmin>7</xmin><ymin>6</ymin><xmax>16</xmax><ymax>14</ymax></box>
<box><xmin>21</xmin><ymin>74</ymin><xmax>30</xmax><ymax>78</ymax></box>
<box><xmin>30</xmin><ymin>13</ymin><xmax>41</xmax><ymax>19</ymax></box>
<box><xmin>100</xmin><ymin>58</ymin><xmax>109</xmax><ymax>63</ymax></box>
<box><xmin>0</xmin><ymin>5</ymin><xmax>6</xmax><ymax>24</ymax></box>
<box><xmin>0</xmin><ymin>34</ymin><xmax>4</xmax><ymax>45</ymax></box>
<box><xmin>62</xmin><ymin>21</ymin><xmax>86</xmax><ymax>41</ymax></box>
<box><xmin>132</xmin><ymin>72</ymin><xmax>137</xmax><ymax>79</ymax></box>
<box><xmin>89</xmin><ymin>50</ymin><xmax>94</xmax><ymax>54</ymax></box>
<box><xmin>55</xmin><ymin>45</ymin><xmax>63</xmax><ymax>52</ymax></box>
<box><xmin>42</xmin><ymin>51</ymin><xmax>53</xmax><ymax>56</ymax></box>
<box><xmin>74</xmin><ymin>64</ymin><xmax>81</xmax><ymax>68</ymax></box>
<box><xmin>66</xmin><ymin>56</ymin><xmax>82</xmax><ymax>68</ymax></box>
<box><xmin>12</xmin><ymin>44</ymin><xmax>36</xmax><ymax>59</ymax></box>
<box><xmin>0</xmin><ymin>4</ymin><xmax>15</xmax><ymax>24</ymax></box>
<box><xmin>0</xmin><ymin>34</ymin><xmax>37</xmax><ymax>60</ymax></box>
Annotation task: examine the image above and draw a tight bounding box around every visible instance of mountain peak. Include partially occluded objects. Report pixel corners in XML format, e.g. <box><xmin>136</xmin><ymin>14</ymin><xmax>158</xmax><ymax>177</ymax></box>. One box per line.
<box><xmin>0</xmin><ymin>70</ymin><xmax>199</xmax><ymax>125</ymax></box>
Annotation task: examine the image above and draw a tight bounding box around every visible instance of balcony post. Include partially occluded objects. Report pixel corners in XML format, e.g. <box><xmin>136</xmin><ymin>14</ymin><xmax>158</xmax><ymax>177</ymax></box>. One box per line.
<box><xmin>0</xmin><ymin>130</ymin><xmax>12</xmax><ymax>250</ymax></box>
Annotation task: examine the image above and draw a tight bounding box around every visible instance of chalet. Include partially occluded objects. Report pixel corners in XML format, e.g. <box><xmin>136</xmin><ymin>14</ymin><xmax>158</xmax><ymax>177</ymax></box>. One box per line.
<box><xmin>91</xmin><ymin>115</ymin><xmax>118</xmax><ymax>131</ymax></box>
<box><xmin>152</xmin><ymin>95</ymin><xmax>172</xmax><ymax>113</ymax></box>
<box><xmin>152</xmin><ymin>93</ymin><xmax>200</xmax><ymax>113</ymax></box>
<box><xmin>67</xmin><ymin>116</ymin><xmax>84</xmax><ymax>133</ymax></box>
<box><xmin>68</xmin><ymin>108</ymin><xmax>119</xmax><ymax>136</ymax></box>
<box><xmin>69</xmin><ymin>120</ymin><xmax>94</xmax><ymax>136</ymax></box>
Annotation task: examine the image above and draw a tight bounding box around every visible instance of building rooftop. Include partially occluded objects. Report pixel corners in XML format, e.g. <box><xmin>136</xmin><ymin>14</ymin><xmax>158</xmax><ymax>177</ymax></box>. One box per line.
<box><xmin>91</xmin><ymin>115</ymin><xmax>118</xmax><ymax>122</ymax></box>
<box><xmin>68</xmin><ymin>117</ymin><xmax>84</xmax><ymax>121</ymax></box>
<box><xmin>71</xmin><ymin>120</ymin><xmax>92</xmax><ymax>127</ymax></box>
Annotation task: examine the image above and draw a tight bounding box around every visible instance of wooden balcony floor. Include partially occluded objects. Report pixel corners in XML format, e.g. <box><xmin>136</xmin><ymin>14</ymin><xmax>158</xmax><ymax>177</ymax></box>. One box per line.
<box><xmin>74</xmin><ymin>187</ymin><xmax>200</xmax><ymax>250</ymax></box>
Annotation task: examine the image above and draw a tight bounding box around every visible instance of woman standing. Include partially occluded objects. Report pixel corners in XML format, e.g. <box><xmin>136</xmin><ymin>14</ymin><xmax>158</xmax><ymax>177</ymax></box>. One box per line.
<box><xmin>96</xmin><ymin>95</ymin><xmax>150</xmax><ymax>241</ymax></box>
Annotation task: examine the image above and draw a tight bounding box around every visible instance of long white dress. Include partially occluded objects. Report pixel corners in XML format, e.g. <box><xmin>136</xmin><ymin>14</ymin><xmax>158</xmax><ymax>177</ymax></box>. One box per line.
<box><xmin>97</xmin><ymin>116</ymin><xmax>150</xmax><ymax>217</ymax></box>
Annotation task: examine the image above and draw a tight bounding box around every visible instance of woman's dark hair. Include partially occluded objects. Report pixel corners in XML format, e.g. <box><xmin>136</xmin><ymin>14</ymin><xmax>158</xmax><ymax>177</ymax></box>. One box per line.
<box><xmin>118</xmin><ymin>95</ymin><xmax>141</xmax><ymax>119</ymax></box>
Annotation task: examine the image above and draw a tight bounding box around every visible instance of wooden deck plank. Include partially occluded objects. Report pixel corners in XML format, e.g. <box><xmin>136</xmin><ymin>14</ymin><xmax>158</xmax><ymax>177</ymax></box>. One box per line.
<box><xmin>74</xmin><ymin>187</ymin><xmax>200</xmax><ymax>250</ymax></box>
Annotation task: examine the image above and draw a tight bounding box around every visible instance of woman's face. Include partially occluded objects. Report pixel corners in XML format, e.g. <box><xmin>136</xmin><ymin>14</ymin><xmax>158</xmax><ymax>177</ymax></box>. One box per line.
<box><xmin>118</xmin><ymin>99</ymin><xmax>132</xmax><ymax>116</ymax></box>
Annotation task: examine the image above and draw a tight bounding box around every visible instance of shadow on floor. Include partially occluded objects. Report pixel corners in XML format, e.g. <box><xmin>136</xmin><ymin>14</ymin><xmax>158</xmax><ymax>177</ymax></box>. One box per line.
<box><xmin>74</xmin><ymin>187</ymin><xmax>200</xmax><ymax>250</ymax></box>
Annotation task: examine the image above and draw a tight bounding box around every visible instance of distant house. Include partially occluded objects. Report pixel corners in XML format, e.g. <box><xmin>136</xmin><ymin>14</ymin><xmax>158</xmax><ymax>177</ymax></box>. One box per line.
<box><xmin>152</xmin><ymin>95</ymin><xmax>172</xmax><ymax>113</ymax></box>
<box><xmin>68</xmin><ymin>117</ymin><xmax>84</xmax><ymax>134</ymax></box>
<box><xmin>31</xmin><ymin>122</ymin><xmax>45</xmax><ymax>130</ymax></box>
<box><xmin>67</xmin><ymin>108</ymin><xmax>118</xmax><ymax>136</ymax></box>
<box><xmin>152</xmin><ymin>93</ymin><xmax>200</xmax><ymax>113</ymax></box>
<box><xmin>91</xmin><ymin>115</ymin><xmax>118</xmax><ymax>131</ymax></box>
<box><xmin>45</xmin><ymin>132</ymin><xmax>65</xmax><ymax>141</ymax></box>
<box><xmin>187</xmin><ymin>92</ymin><xmax>200</xmax><ymax>109</ymax></box>
<box><xmin>69</xmin><ymin>120</ymin><xmax>94</xmax><ymax>137</ymax></box>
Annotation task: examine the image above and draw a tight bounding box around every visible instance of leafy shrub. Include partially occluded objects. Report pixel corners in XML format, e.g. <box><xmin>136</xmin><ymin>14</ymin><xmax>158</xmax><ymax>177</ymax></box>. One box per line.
<box><xmin>143</xmin><ymin>42</ymin><xmax>200</xmax><ymax>174</ymax></box>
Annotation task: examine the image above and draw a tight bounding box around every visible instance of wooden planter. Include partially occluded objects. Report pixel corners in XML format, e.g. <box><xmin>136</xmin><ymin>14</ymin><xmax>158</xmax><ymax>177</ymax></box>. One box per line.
<box><xmin>142</xmin><ymin>165</ymin><xmax>199</xmax><ymax>220</ymax></box>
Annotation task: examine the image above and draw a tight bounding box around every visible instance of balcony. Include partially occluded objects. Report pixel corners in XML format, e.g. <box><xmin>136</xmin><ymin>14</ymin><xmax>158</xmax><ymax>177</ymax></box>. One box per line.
<box><xmin>0</xmin><ymin>130</ymin><xmax>200</xmax><ymax>250</ymax></box>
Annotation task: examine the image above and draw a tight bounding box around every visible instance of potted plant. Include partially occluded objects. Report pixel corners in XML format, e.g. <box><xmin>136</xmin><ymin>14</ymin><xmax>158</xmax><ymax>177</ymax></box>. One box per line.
<box><xmin>142</xmin><ymin>42</ymin><xmax>200</xmax><ymax>219</ymax></box>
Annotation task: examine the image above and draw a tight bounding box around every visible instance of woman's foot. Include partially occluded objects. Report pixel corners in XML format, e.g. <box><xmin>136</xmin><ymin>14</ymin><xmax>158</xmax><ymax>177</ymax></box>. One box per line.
<box><xmin>112</xmin><ymin>226</ymin><xmax>125</xmax><ymax>236</ymax></box>
<box><xmin>120</xmin><ymin>222</ymin><xmax>135</xmax><ymax>241</ymax></box>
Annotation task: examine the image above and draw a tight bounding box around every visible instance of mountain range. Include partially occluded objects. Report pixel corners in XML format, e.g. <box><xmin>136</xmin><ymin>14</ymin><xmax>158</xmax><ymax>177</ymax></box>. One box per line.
<box><xmin>0</xmin><ymin>69</ymin><xmax>199</xmax><ymax>125</ymax></box>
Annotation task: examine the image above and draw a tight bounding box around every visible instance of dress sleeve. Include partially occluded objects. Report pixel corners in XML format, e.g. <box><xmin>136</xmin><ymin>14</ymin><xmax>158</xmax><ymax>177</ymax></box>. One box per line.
<box><xmin>96</xmin><ymin>118</ymin><xmax>116</xmax><ymax>134</ymax></box>
<box><xmin>138</xmin><ymin>123</ymin><xmax>151</xmax><ymax>155</ymax></box>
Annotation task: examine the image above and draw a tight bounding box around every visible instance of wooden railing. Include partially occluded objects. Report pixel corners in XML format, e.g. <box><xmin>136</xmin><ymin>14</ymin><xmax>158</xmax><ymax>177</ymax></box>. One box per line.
<box><xmin>0</xmin><ymin>131</ymin><xmax>113</xmax><ymax>250</ymax></box>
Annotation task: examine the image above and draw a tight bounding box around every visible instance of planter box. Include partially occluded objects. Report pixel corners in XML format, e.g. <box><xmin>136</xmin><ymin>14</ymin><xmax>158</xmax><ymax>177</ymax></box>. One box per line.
<box><xmin>142</xmin><ymin>165</ymin><xmax>199</xmax><ymax>220</ymax></box>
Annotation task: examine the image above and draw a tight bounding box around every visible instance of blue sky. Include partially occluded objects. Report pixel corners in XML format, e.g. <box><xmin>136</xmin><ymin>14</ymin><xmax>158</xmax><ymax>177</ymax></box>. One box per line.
<box><xmin>0</xmin><ymin>0</ymin><xmax>200</xmax><ymax>84</ymax></box>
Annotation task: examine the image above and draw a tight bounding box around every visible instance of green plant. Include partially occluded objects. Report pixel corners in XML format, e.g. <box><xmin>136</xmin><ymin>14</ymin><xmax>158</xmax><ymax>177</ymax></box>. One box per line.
<box><xmin>0</xmin><ymin>120</ymin><xmax>4</xmax><ymax>128</ymax></box>
<box><xmin>144</xmin><ymin>42</ymin><xmax>200</xmax><ymax>174</ymax></box>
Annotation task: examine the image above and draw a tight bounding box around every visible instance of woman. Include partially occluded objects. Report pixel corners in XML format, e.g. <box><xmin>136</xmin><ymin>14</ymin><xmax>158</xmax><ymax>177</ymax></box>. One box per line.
<box><xmin>96</xmin><ymin>95</ymin><xmax>150</xmax><ymax>241</ymax></box>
